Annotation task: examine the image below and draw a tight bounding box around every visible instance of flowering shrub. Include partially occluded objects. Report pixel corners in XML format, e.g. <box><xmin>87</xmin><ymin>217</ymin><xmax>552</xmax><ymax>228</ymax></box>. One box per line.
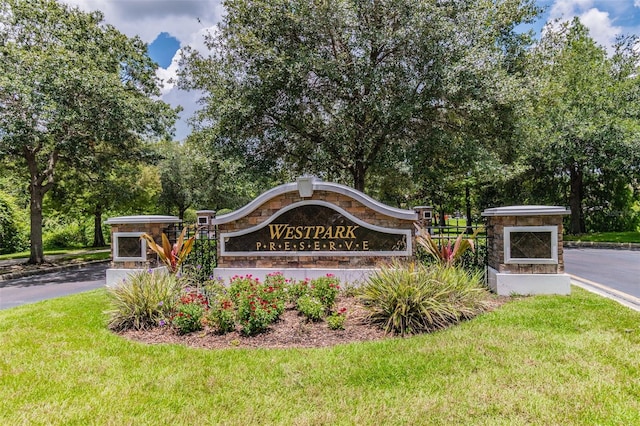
<box><xmin>171</xmin><ymin>290</ymin><xmax>208</xmax><ymax>335</ymax></box>
<box><xmin>230</xmin><ymin>274</ymin><xmax>287</xmax><ymax>336</ymax></box>
<box><xmin>207</xmin><ymin>297</ymin><xmax>236</xmax><ymax>334</ymax></box>
<box><xmin>287</xmin><ymin>278</ymin><xmax>310</xmax><ymax>303</ymax></box>
<box><xmin>327</xmin><ymin>307</ymin><xmax>347</xmax><ymax>330</ymax></box>
<box><xmin>310</xmin><ymin>274</ymin><xmax>340</xmax><ymax>311</ymax></box>
<box><xmin>297</xmin><ymin>295</ymin><xmax>324</xmax><ymax>322</ymax></box>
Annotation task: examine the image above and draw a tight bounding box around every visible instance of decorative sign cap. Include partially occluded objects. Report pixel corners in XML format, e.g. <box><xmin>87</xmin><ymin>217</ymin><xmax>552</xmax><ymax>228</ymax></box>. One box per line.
<box><xmin>481</xmin><ymin>205</ymin><xmax>570</xmax><ymax>217</ymax></box>
<box><xmin>297</xmin><ymin>175</ymin><xmax>318</xmax><ymax>198</ymax></box>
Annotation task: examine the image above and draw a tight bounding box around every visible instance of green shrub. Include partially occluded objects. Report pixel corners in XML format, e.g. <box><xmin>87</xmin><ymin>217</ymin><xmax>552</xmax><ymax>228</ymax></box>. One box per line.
<box><xmin>207</xmin><ymin>297</ymin><xmax>236</xmax><ymax>334</ymax></box>
<box><xmin>0</xmin><ymin>191</ymin><xmax>28</xmax><ymax>254</ymax></box>
<box><xmin>297</xmin><ymin>295</ymin><xmax>324</xmax><ymax>322</ymax></box>
<box><xmin>309</xmin><ymin>274</ymin><xmax>340</xmax><ymax>311</ymax></box>
<box><xmin>359</xmin><ymin>262</ymin><xmax>489</xmax><ymax>336</ymax></box>
<box><xmin>106</xmin><ymin>271</ymin><xmax>181</xmax><ymax>331</ymax></box>
<box><xmin>326</xmin><ymin>307</ymin><xmax>347</xmax><ymax>330</ymax></box>
<box><xmin>43</xmin><ymin>221</ymin><xmax>86</xmax><ymax>249</ymax></box>
<box><xmin>171</xmin><ymin>290</ymin><xmax>208</xmax><ymax>335</ymax></box>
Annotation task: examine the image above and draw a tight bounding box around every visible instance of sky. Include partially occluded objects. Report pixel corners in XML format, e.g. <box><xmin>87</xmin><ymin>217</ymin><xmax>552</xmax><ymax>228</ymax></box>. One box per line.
<box><xmin>58</xmin><ymin>0</ymin><xmax>640</xmax><ymax>141</ymax></box>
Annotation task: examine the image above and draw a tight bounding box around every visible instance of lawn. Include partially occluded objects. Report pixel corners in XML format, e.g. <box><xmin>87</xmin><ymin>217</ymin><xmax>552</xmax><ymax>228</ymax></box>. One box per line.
<box><xmin>564</xmin><ymin>231</ymin><xmax>640</xmax><ymax>244</ymax></box>
<box><xmin>1</xmin><ymin>287</ymin><xmax>639</xmax><ymax>425</ymax></box>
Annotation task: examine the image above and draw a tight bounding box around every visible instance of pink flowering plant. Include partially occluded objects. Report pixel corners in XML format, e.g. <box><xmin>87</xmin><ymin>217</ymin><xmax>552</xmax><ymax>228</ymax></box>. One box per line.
<box><xmin>171</xmin><ymin>289</ymin><xmax>208</xmax><ymax>335</ymax></box>
<box><xmin>230</xmin><ymin>274</ymin><xmax>287</xmax><ymax>336</ymax></box>
<box><xmin>207</xmin><ymin>297</ymin><xmax>236</xmax><ymax>334</ymax></box>
<box><xmin>327</xmin><ymin>307</ymin><xmax>348</xmax><ymax>330</ymax></box>
<box><xmin>287</xmin><ymin>278</ymin><xmax>310</xmax><ymax>303</ymax></box>
<box><xmin>309</xmin><ymin>274</ymin><xmax>341</xmax><ymax>312</ymax></box>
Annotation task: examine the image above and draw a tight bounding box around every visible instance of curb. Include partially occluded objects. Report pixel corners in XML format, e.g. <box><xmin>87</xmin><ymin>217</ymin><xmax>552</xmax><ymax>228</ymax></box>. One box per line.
<box><xmin>0</xmin><ymin>259</ymin><xmax>110</xmax><ymax>282</ymax></box>
<box><xmin>570</xmin><ymin>275</ymin><xmax>640</xmax><ymax>312</ymax></box>
<box><xmin>564</xmin><ymin>241</ymin><xmax>640</xmax><ymax>251</ymax></box>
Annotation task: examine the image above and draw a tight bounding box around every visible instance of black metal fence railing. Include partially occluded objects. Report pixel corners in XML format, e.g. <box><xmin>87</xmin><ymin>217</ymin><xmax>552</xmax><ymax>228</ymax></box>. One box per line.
<box><xmin>415</xmin><ymin>224</ymin><xmax>488</xmax><ymax>272</ymax></box>
<box><xmin>163</xmin><ymin>224</ymin><xmax>217</xmax><ymax>281</ymax></box>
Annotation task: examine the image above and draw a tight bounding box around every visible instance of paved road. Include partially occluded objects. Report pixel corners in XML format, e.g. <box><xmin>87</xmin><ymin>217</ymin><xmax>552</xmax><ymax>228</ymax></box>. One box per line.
<box><xmin>0</xmin><ymin>263</ymin><xmax>108</xmax><ymax>310</ymax></box>
<box><xmin>1</xmin><ymin>249</ymin><xmax>638</xmax><ymax>310</ymax></box>
<box><xmin>564</xmin><ymin>248</ymin><xmax>640</xmax><ymax>298</ymax></box>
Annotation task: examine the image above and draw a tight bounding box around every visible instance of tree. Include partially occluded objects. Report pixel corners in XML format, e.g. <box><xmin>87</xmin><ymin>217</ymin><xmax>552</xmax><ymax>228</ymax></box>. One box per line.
<box><xmin>0</xmin><ymin>0</ymin><xmax>177</xmax><ymax>262</ymax></box>
<box><xmin>179</xmin><ymin>0</ymin><xmax>539</xmax><ymax>192</ymax></box>
<box><xmin>520</xmin><ymin>19</ymin><xmax>640</xmax><ymax>234</ymax></box>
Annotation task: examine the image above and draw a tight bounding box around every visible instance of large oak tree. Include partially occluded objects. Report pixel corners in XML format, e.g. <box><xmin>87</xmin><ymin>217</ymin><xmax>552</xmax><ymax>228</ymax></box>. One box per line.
<box><xmin>0</xmin><ymin>0</ymin><xmax>177</xmax><ymax>262</ymax></box>
<box><xmin>179</xmin><ymin>0</ymin><xmax>539</xmax><ymax>193</ymax></box>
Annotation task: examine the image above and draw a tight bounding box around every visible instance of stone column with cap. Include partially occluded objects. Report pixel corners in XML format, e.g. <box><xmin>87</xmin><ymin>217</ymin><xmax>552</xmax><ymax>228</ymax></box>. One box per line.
<box><xmin>104</xmin><ymin>215</ymin><xmax>181</xmax><ymax>287</ymax></box>
<box><xmin>481</xmin><ymin>206</ymin><xmax>571</xmax><ymax>296</ymax></box>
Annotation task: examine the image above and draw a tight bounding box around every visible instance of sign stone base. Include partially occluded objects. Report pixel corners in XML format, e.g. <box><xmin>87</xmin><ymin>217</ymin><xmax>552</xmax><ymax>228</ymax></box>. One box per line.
<box><xmin>213</xmin><ymin>267</ymin><xmax>377</xmax><ymax>284</ymax></box>
<box><xmin>487</xmin><ymin>267</ymin><xmax>570</xmax><ymax>296</ymax></box>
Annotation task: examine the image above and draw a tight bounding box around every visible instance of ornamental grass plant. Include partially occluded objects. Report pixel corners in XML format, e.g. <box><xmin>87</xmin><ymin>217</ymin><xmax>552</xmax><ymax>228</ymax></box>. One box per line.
<box><xmin>106</xmin><ymin>271</ymin><xmax>181</xmax><ymax>331</ymax></box>
<box><xmin>360</xmin><ymin>262</ymin><xmax>490</xmax><ymax>336</ymax></box>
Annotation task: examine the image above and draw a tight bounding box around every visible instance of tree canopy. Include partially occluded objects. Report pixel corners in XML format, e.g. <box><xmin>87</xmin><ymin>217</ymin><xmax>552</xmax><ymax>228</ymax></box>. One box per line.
<box><xmin>179</xmin><ymin>0</ymin><xmax>540</xmax><ymax>192</ymax></box>
<box><xmin>0</xmin><ymin>0</ymin><xmax>178</xmax><ymax>262</ymax></box>
<box><xmin>518</xmin><ymin>19</ymin><xmax>640</xmax><ymax>233</ymax></box>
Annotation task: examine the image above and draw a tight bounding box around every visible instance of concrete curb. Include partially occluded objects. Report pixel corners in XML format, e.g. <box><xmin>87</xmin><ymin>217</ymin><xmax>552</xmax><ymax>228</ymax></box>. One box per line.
<box><xmin>570</xmin><ymin>275</ymin><xmax>640</xmax><ymax>312</ymax></box>
<box><xmin>564</xmin><ymin>241</ymin><xmax>640</xmax><ymax>251</ymax></box>
<box><xmin>0</xmin><ymin>259</ymin><xmax>110</xmax><ymax>282</ymax></box>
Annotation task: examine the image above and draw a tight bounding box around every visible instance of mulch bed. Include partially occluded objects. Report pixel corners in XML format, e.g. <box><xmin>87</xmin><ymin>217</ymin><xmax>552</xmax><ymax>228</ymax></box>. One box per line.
<box><xmin>119</xmin><ymin>295</ymin><xmax>509</xmax><ymax>350</ymax></box>
<box><xmin>119</xmin><ymin>295</ymin><xmax>389</xmax><ymax>350</ymax></box>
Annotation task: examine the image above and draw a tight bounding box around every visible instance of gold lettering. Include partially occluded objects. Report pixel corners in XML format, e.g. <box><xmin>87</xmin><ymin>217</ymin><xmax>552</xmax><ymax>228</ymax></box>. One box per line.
<box><xmin>345</xmin><ymin>226</ymin><xmax>359</xmax><ymax>239</ymax></box>
<box><xmin>322</xmin><ymin>226</ymin><xmax>334</xmax><ymax>239</ymax></box>
<box><xmin>314</xmin><ymin>241</ymin><xmax>320</xmax><ymax>250</ymax></box>
<box><xmin>313</xmin><ymin>226</ymin><xmax>325</xmax><ymax>239</ymax></box>
<box><xmin>299</xmin><ymin>241</ymin><xmax>305</xmax><ymax>250</ymax></box>
<box><xmin>284</xmin><ymin>241</ymin><xmax>291</xmax><ymax>251</ymax></box>
<box><xmin>303</xmin><ymin>226</ymin><xmax>313</xmax><ymax>239</ymax></box>
<box><xmin>256</xmin><ymin>242</ymin><xmax>262</xmax><ymax>250</ymax></box>
<box><xmin>269</xmin><ymin>224</ymin><xmax>287</xmax><ymax>239</ymax></box>
<box><xmin>329</xmin><ymin>241</ymin><xmax>336</xmax><ymax>250</ymax></box>
<box><xmin>270</xmin><ymin>242</ymin><xmax>276</xmax><ymax>251</ymax></box>
<box><xmin>294</xmin><ymin>226</ymin><xmax>304</xmax><ymax>239</ymax></box>
<box><xmin>362</xmin><ymin>240</ymin><xmax>369</xmax><ymax>250</ymax></box>
<box><xmin>344</xmin><ymin>241</ymin><xmax>354</xmax><ymax>250</ymax></box>
<box><xmin>284</xmin><ymin>226</ymin><xmax>295</xmax><ymax>239</ymax></box>
<box><xmin>334</xmin><ymin>226</ymin><xmax>346</xmax><ymax>239</ymax></box>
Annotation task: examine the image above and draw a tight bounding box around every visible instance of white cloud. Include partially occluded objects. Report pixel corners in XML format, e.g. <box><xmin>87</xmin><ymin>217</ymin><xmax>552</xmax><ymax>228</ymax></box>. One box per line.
<box><xmin>549</xmin><ymin>0</ymin><xmax>594</xmax><ymax>19</ymax></box>
<box><xmin>547</xmin><ymin>0</ymin><xmax>622</xmax><ymax>51</ymax></box>
<box><xmin>635</xmin><ymin>0</ymin><xmax>640</xmax><ymax>8</ymax></box>
<box><xmin>579</xmin><ymin>8</ymin><xmax>621</xmax><ymax>48</ymax></box>
<box><xmin>59</xmin><ymin>0</ymin><xmax>224</xmax><ymax>140</ymax></box>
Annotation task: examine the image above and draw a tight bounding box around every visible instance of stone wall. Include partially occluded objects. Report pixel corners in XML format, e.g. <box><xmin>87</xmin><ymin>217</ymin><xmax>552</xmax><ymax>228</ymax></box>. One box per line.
<box><xmin>216</xmin><ymin>188</ymin><xmax>415</xmax><ymax>270</ymax></box>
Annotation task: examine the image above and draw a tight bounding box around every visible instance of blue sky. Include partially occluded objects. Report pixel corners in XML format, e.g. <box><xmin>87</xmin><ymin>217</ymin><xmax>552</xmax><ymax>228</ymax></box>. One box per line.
<box><xmin>60</xmin><ymin>0</ymin><xmax>640</xmax><ymax>140</ymax></box>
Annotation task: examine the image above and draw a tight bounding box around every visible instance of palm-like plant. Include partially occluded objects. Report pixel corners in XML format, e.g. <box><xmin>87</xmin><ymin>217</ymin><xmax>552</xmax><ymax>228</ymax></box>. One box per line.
<box><xmin>415</xmin><ymin>224</ymin><xmax>482</xmax><ymax>266</ymax></box>
<box><xmin>140</xmin><ymin>227</ymin><xmax>196</xmax><ymax>274</ymax></box>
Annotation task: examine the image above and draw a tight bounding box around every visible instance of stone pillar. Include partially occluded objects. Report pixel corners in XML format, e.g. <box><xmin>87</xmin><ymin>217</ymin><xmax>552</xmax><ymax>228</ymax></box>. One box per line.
<box><xmin>481</xmin><ymin>206</ymin><xmax>571</xmax><ymax>296</ymax></box>
<box><xmin>104</xmin><ymin>215</ymin><xmax>180</xmax><ymax>286</ymax></box>
<box><xmin>413</xmin><ymin>206</ymin><xmax>433</xmax><ymax>231</ymax></box>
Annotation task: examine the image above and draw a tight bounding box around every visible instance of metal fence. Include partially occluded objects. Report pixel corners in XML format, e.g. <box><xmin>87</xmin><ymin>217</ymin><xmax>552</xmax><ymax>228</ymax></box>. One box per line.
<box><xmin>163</xmin><ymin>223</ymin><xmax>217</xmax><ymax>281</ymax></box>
<box><xmin>415</xmin><ymin>224</ymin><xmax>489</xmax><ymax>271</ymax></box>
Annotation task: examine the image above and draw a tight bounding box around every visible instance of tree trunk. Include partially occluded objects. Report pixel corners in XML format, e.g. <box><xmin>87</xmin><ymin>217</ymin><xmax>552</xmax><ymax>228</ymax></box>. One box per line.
<box><xmin>352</xmin><ymin>161</ymin><xmax>366</xmax><ymax>193</ymax></box>
<box><xmin>28</xmin><ymin>178</ymin><xmax>46</xmax><ymax>264</ymax></box>
<box><xmin>92</xmin><ymin>205</ymin><xmax>106</xmax><ymax>247</ymax></box>
<box><xmin>569</xmin><ymin>164</ymin><xmax>585</xmax><ymax>234</ymax></box>
<box><xmin>465</xmin><ymin>182</ymin><xmax>473</xmax><ymax>234</ymax></box>
<box><xmin>25</xmin><ymin>147</ymin><xmax>57</xmax><ymax>264</ymax></box>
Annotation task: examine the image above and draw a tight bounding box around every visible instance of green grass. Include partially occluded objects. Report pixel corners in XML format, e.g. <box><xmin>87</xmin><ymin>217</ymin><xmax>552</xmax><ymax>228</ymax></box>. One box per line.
<box><xmin>1</xmin><ymin>288</ymin><xmax>639</xmax><ymax>424</ymax></box>
<box><xmin>0</xmin><ymin>247</ymin><xmax>110</xmax><ymax>261</ymax></box>
<box><xmin>564</xmin><ymin>231</ymin><xmax>640</xmax><ymax>244</ymax></box>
